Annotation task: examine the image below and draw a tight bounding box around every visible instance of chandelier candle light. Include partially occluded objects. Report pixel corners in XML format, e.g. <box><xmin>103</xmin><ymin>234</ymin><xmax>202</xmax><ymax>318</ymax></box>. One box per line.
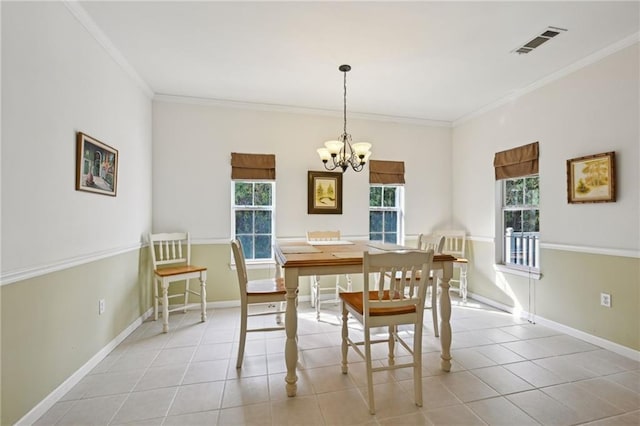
<box><xmin>317</xmin><ymin>64</ymin><xmax>372</xmax><ymax>172</ymax></box>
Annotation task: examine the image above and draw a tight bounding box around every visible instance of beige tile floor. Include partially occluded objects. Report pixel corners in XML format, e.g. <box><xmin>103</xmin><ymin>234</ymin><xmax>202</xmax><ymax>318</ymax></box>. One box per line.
<box><xmin>36</xmin><ymin>297</ymin><xmax>639</xmax><ymax>425</ymax></box>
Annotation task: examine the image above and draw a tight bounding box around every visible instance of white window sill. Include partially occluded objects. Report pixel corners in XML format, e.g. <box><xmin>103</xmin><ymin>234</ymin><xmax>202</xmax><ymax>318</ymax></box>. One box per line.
<box><xmin>494</xmin><ymin>264</ymin><xmax>542</xmax><ymax>280</ymax></box>
<box><xmin>229</xmin><ymin>259</ymin><xmax>276</xmax><ymax>271</ymax></box>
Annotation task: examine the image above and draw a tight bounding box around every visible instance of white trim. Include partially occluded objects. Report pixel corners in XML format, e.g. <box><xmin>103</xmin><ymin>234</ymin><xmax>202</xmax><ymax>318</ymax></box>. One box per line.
<box><xmin>15</xmin><ymin>308</ymin><xmax>155</xmax><ymax>426</ymax></box>
<box><xmin>494</xmin><ymin>264</ymin><xmax>542</xmax><ymax>280</ymax></box>
<box><xmin>468</xmin><ymin>235</ymin><xmax>494</xmax><ymax>243</ymax></box>
<box><xmin>1</xmin><ymin>242</ymin><xmax>142</xmax><ymax>286</ymax></box>
<box><xmin>454</xmin><ymin>32</ymin><xmax>640</xmax><ymax>127</ymax></box>
<box><xmin>468</xmin><ymin>292</ymin><xmax>640</xmax><ymax>362</ymax></box>
<box><xmin>469</xmin><ymin>236</ymin><xmax>639</xmax><ymax>259</ymax></box>
<box><xmin>63</xmin><ymin>1</ymin><xmax>153</xmax><ymax>98</ymax></box>
<box><xmin>153</xmin><ymin>94</ymin><xmax>452</xmax><ymax>128</ymax></box>
<box><xmin>539</xmin><ymin>242</ymin><xmax>639</xmax><ymax>259</ymax></box>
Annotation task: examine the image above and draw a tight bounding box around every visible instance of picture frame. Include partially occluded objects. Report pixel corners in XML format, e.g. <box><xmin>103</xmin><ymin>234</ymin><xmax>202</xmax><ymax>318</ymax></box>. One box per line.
<box><xmin>308</xmin><ymin>171</ymin><xmax>342</xmax><ymax>214</ymax></box>
<box><xmin>566</xmin><ymin>151</ymin><xmax>615</xmax><ymax>204</ymax></box>
<box><xmin>76</xmin><ymin>132</ymin><xmax>118</xmax><ymax>196</ymax></box>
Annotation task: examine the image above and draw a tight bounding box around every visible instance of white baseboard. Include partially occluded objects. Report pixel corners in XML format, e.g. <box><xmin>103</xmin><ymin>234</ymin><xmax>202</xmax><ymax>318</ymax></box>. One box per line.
<box><xmin>467</xmin><ymin>292</ymin><xmax>640</xmax><ymax>362</ymax></box>
<box><xmin>16</xmin><ymin>308</ymin><xmax>154</xmax><ymax>426</ymax></box>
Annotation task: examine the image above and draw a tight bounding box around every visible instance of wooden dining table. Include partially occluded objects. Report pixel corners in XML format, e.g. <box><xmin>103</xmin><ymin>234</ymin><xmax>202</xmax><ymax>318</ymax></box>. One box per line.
<box><xmin>273</xmin><ymin>239</ymin><xmax>456</xmax><ymax>397</ymax></box>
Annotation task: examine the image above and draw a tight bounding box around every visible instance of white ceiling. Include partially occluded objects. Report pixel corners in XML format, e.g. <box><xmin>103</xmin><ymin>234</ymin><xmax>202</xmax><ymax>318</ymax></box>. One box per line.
<box><xmin>77</xmin><ymin>1</ymin><xmax>639</xmax><ymax>124</ymax></box>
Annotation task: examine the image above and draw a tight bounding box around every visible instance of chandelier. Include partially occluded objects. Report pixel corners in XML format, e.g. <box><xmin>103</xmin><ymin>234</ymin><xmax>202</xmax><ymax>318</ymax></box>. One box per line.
<box><xmin>317</xmin><ymin>64</ymin><xmax>372</xmax><ymax>172</ymax></box>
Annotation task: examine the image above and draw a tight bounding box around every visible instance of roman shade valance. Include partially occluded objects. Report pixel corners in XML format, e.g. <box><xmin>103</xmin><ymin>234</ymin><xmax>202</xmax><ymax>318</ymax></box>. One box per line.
<box><xmin>493</xmin><ymin>141</ymin><xmax>539</xmax><ymax>180</ymax></box>
<box><xmin>369</xmin><ymin>160</ymin><xmax>405</xmax><ymax>184</ymax></box>
<box><xmin>231</xmin><ymin>152</ymin><xmax>276</xmax><ymax>180</ymax></box>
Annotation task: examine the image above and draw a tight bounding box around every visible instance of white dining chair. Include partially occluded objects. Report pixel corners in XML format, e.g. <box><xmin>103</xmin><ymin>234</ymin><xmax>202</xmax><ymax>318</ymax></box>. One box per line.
<box><xmin>340</xmin><ymin>249</ymin><xmax>434</xmax><ymax>414</ymax></box>
<box><xmin>231</xmin><ymin>239</ymin><xmax>286</xmax><ymax>368</ymax></box>
<box><xmin>307</xmin><ymin>230</ymin><xmax>352</xmax><ymax>319</ymax></box>
<box><xmin>436</xmin><ymin>229</ymin><xmax>468</xmax><ymax>301</ymax></box>
<box><xmin>148</xmin><ymin>232</ymin><xmax>207</xmax><ymax>333</ymax></box>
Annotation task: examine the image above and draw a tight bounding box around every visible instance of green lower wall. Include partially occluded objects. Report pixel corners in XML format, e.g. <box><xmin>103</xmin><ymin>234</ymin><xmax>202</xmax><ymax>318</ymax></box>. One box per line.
<box><xmin>466</xmin><ymin>240</ymin><xmax>640</xmax><ymax>351</ymax></box>
<box><xmin>1</xmin><ymin>248</ymin><xmax>151</xmax><ymax>425</ymax></box>
<box><xmin>3</xmin><ymin>241</ymin><xmax>637</xmax><ymax>424</ymax></box>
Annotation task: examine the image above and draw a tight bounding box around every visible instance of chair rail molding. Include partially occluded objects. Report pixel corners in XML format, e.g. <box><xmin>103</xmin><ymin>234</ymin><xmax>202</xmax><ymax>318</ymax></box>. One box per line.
<box><xmin>1</xmin><ymin>242</ymin><xmax>143</xmax><ymax>286</ymax></box>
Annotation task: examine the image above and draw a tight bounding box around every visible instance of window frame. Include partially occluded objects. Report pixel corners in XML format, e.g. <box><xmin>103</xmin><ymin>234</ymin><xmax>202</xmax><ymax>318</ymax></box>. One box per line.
<box><xmin>231</xmin><ymin>180</ymin><xmax>276</xmax><ymax>265</ymax></box>
<box><xmin>369</xmin><ymin>184</ymin><xmax>405</xmax><ymax>245</ymax></box>
<box><xmin>496</xmin><ymin>174</ymin><xmax>541</xmax><ymax>278</ymax></box>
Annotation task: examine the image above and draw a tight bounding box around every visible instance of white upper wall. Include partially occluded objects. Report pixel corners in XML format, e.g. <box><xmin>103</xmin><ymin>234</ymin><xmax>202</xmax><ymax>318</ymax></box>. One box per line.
<box><xmin>1</xmin><ymin>2</ymin><xmax>153</xmax><ymax>274</ymax></box>
<box><xmin>152</xmin><ymin>100</ymin><xmax>452</xmax><ymax>241</ymax></box>
<box><xmin>452</xmin><ymin>43</ymin><xmax>639</xmax><ymax>251</ymax></box>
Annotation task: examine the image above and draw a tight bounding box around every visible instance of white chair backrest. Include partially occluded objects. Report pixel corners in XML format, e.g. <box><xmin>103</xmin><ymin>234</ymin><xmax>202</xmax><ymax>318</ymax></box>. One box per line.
<box><xmin>437</xmin><ymin>230</ymin><xmax>466</xmax><ymax>258</ymax></box>
<box><xmin>417</xmin><ymin>234</ymin><xmax>445</xmax><ymax>254</ymax></box>
<box><xmin>364</xmin><ymin>250</ymin><xmax>434</xmax><ymax>314</ymax></box>
<box><xmin>231</xmin><ymin>239</ymin><xmax>249</xmax><ymax>302</ymax></box>
<box><xmin>307</xmin><ymin>230</ymin><xmax>341</xmax><ymax>242</ymax></box>
<box><xmin>149</xmin><ymin>232</ymin><xmax>191</xmax><ymax>269</ymax></box>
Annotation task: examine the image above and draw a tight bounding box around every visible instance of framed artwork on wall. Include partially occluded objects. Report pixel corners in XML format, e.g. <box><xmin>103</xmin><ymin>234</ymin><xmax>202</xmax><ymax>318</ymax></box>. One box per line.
<box><xmin>307</xmin><ymin>171</ymin><xmax>342</xmax><ymax>214</ymax></box>
<box><xmin>76</xmin><ymin>132</ymin><xmax>118</xmax><ymax>196</ymax></box>
<box><xmin>566</xmin><ymin>151</ymin><xmax>615</xmax><ymax>204</ymax></box>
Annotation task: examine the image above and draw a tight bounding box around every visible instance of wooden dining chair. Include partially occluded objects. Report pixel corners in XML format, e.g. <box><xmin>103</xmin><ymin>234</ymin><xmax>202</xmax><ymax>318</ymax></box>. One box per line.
<box><xmin>340</xmin><ymin>249</ymin><xmax>434</xmax><ymax>414</ymax></box>
<box><xmin>306</xmin><ymin>230</ymin><xmax>352</xmax><ymax>319</ymax></box>
<box><xmin>231</xmin><ymin>239</ymin><xmax>286</xmax><ymax>368</ymax></box>
<box><xmin>148</xmin><ymin>232</ymin><xmax>207</xmax><ymax>333</ymax></box>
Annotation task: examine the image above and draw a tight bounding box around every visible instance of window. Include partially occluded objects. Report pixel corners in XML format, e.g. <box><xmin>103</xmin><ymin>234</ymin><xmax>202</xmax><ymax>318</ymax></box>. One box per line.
<box><xmin>232</xmin><ymin>181</ymin><xmax>275</xmax><ymax>261</ymax></box>
<box><xmin>501</xmin><ymin>175</ymin><xmax>539</xmax><ymax>269</ymax></box>
<box><xmin>369</xmin><ymin>185</ymin><xmax>404</xmax><ymax>244</ymax></box>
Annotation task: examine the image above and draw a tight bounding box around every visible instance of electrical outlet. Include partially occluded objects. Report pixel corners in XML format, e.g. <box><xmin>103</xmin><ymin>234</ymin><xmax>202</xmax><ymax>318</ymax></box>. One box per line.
<box><xmin>99</xmin><ymin>299</ymin><xmax>106</xmax><ymax>315</ymax></box>
<box><xmin>600</xmin><ymin>293</ymin><xmax>611</xmax><ymax>308</ymax></box>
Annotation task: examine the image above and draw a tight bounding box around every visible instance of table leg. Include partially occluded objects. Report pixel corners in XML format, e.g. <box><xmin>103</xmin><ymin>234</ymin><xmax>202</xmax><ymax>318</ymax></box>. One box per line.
<box><xmin>162</xmin><ymin>279</ymin><xmax>170</xmax><ymax>333</ymax></box>
<box><xmin>439</xmin><ymin>262</ymin><xmax>453</xmax><ymax>372</ymax></box>
<box><xmin>284</xmin><ymin>268</ymin><xmax>299</xmax><ymax>396</ymax></box>
<box><xmin>200</xmin><ymin>271</ymin><xmax>207</xmax><ymax>322</ymax></box>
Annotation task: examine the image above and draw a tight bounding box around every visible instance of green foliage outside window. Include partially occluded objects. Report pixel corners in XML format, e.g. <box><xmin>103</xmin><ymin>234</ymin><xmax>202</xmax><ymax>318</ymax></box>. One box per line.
<box><xmin>233</xmin><ymin>181</ymin><xmax>274</xmax><ymax>260</ymax></box>
<box><xmin>369</xmin><ymin>185</ymin><xmax>401</xmax><ymax>244</ymax></box>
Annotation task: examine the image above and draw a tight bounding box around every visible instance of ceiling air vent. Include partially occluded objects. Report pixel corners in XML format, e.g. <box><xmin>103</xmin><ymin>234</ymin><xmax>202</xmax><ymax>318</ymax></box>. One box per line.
<box><xmin>513</xmin><ymin>26</ymin><xmax>567</xmax><ymax>55</ymax></box>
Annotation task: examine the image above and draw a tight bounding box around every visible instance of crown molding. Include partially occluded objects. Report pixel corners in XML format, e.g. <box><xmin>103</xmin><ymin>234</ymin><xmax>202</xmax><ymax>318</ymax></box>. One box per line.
<box><xmin>453</xmin><ymin>32</ymin><xmax>640</xmax><ymax>127</ymax></box>
<box><xmin>153</xmin><ymin>94</ymin><xmax>452</xmax><ymax>128</ymax></box>
<box><xmin>63</xmin><ymin>0</ymin><xmax>154</xmax><ymax>98</ymax></box>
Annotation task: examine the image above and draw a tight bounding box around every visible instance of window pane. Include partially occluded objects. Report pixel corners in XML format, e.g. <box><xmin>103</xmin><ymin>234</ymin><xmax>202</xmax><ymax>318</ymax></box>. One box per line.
<box><xmin>254</xmin><ymin>183</ymin><xmax>272</xmax><ymax>206</ymax></box>
<box><xmin>235</xmin><ymin>182</ymin><xmax>253</xmax><ymax>206</ymax></box>
<box><xmin>369</xmin><ymin>187</ymin><xmax>382</xmax><ymax>207</ymax></box>
<box><xmin>370</xmin><ymin>211</ymin><xmax>383</xmax><ymax>233</ymax></box>
<box><xmin>254</xmin><ymin>211</ymin><xmax>272</xmax><ymax>233</ymax></box>
<box><xmin>370</xmin><ymin>232</ymin><xmax>383</xmax><ymax>241</ymax></box>
<box><xmin>523</xmin><ymin>209</ymin><xmax>539</xmax><ymax>232</ymax></box>
<box><xmin>384</xmin><ymin>232</ymin><xmax>397</xmax><ymax>244</ymax></box>
<box><xmin>504</xmin><ymin>179</ymin><xmax>523</xmax><ymax>206</ymax></box>
<box><xmin>255</xmin><ymin>235</ymin><xmax>272</xmax><ymax>259</ymax></box>
<box><xmin>382</xmin><ymin>187</ymin><xmax>397</xmax><ymax>207</ymax></box>
<box><xmin>384</xmin><ymin>211</ymin><xmax>397</xmax><ymax>232</ymax></box>
<box><xmin>524</xmin><ymin>177</ymin><xmax>539</xmax><ymax>205</ymax></box>
<box><xmin>238</xmin><ymin>235</ymin><xmax>253</xmax><ymax>259</ymax></box>
<box><xmin>504</xmin><ymin>210</ymin><xmax>522</xmax><ymax>232</ymax></box>
<box><xmin>235</xmin><ymin>210</ymin><xmax>254</xmax><ymax>234</ymax></box>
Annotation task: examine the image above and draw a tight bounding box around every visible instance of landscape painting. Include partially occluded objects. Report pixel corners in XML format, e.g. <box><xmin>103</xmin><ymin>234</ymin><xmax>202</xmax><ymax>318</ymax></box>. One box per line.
<box><xmin>567</xmin><ymin>151</ymin><xmax>615</xmax><ymax>203</ymax></box>
<box><xmin>308</xmin><ymin>171</ymin><xmax>342</xmax><ymax>214</ymax></box>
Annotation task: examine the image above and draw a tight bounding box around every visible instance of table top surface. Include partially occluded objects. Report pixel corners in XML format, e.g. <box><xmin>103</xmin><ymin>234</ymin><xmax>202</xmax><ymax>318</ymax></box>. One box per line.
<box><xmin>274</xmin><ymin>239</ymin><xmax>457</xmax><ymax>268</ymax></box>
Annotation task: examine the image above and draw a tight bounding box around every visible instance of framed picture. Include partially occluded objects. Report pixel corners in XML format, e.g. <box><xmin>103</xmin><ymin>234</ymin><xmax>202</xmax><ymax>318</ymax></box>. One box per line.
<box><xmin>76</xmin><ymin>132</ymin><xmax>118</xmax><ymax>196</ymax></box>
<box><xmin>308</xmin><ymin>171</ymin><xmax>342</xmax><ymax>214</ymax></box>
<box><xmin>567</xmin><ymin>151</ymin><xmax>615</xmax><ymax>204</ymax></box>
